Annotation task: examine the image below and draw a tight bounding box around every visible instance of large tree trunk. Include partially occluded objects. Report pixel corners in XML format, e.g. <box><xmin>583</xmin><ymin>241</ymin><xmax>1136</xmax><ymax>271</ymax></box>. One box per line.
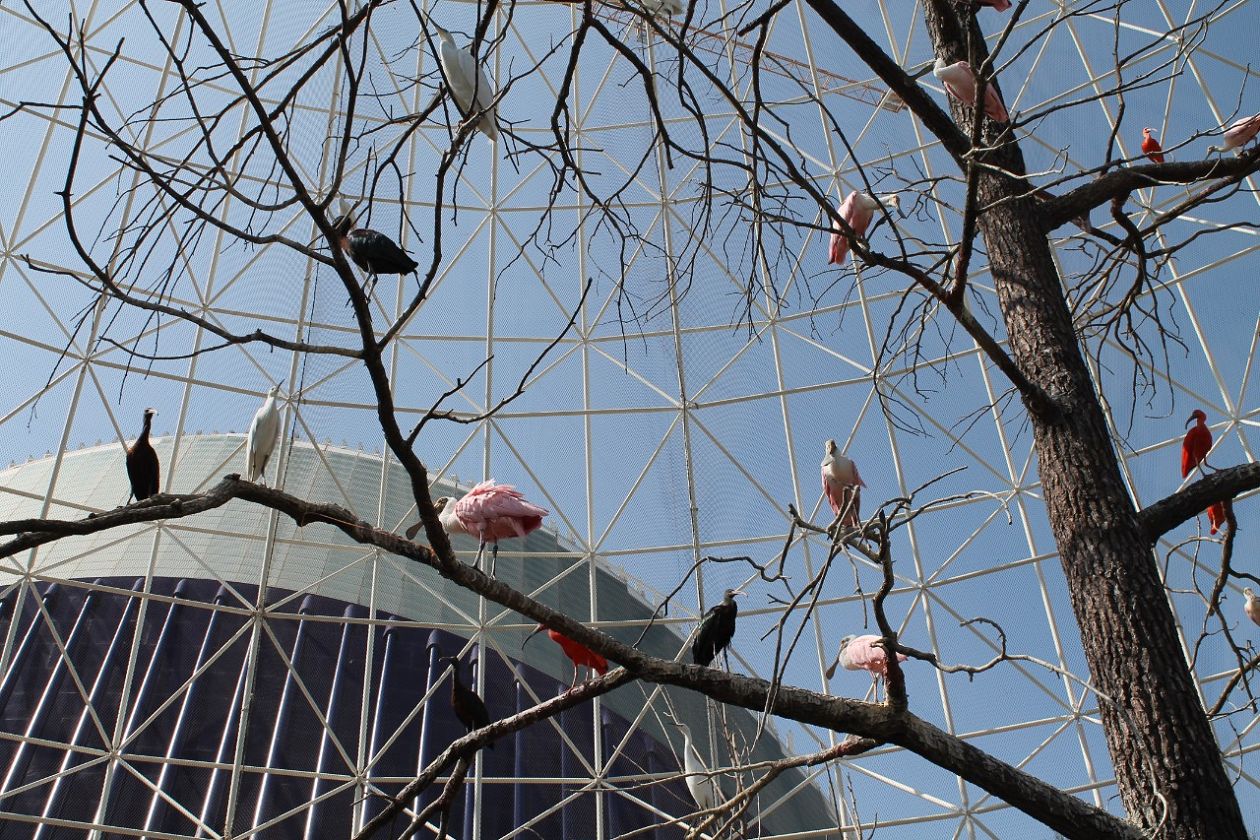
<box><xmin>921</xmin><ymin>6</ymin><xmax>1247</xmax><ymax>838</ymax></box>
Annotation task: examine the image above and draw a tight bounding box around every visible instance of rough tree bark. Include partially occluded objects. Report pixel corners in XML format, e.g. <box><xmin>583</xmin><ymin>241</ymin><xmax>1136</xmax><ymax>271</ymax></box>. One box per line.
<box><xmin>920</xmin><ymin>3</ymin><xmax>1247</xmax><ymax>837</ymax></box>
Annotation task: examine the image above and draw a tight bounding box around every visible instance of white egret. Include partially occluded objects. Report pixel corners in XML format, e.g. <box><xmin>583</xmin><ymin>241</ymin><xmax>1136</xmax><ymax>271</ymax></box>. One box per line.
<box><xmin>245</xmin><ymin>383</ymin><xmax>283</xmax><ymax>484</ymax></box>
<box><xmin>426</xmin><ymin>18</ymin><xmax>499</xmax><ymax>141</ymax></box>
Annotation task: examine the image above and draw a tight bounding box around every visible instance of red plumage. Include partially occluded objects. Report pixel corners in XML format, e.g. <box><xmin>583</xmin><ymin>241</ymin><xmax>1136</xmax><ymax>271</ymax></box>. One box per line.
<box><xmin>1141</xmin><ymin>128</ymin><xmax>1165</xmax><ymax>164</ymax></box>
<box><xmin>1208</xmin><ymin>502</ymin><xmax>1226</xmax><ymax>535</ymax></box>
<box><xmin>547</xmin><ymin>629</ymin><xmax>608</xmax><ymax>676</ymax></box>
<box><xmin>1181</xmin><ymin>410</ymin><xmax>1211</xmax><ymax>478</ymax></box>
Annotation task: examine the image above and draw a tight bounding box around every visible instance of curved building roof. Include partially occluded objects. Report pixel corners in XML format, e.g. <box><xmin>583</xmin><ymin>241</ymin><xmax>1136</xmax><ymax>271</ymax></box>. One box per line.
<box><xmin>0</xmin><ymin>435</ymin><xmax>840</xmax><ymax>838</ymax></box>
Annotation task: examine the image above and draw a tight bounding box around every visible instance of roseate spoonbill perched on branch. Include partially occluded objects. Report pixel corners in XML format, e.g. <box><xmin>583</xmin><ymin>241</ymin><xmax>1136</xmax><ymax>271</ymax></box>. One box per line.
<box><xmin>1206</xmin><ymin>112</ymin><xmax>1260</xmax><ymax>155</ymax></box>
<box><xmin>405</xmin><ymin>480</ymin><xmax>548</xmax><ymax>571</ymax></box>
<box><xmin>126</xmin><ymin>408</ymin><xmax>159</xmax><ymax>502</ymax></box>
<box><xmin>245</xmin><ymin>383</ymin><xmax>283</xmax><ymax>484</ymax></box>
<box><xmin>675</xmin><ymin>722</ymin><xmax>718</xmax><ymax>813</ymax></box>
<box><xmin>827</xmin><ymin>634</ymin><xmax>908</xmax><ymax>700</ymax></box>
<box><xmin>828</xmin><ymin>192</ymin><xmax>900</xmax><ymax>265</ymax></box>
<box><xmin>333</xmin><ymin>201</ymin><xmax>418</xmax><ymax>299</ymax></box>
<box><xmin>1141</xmin><ymin>128</ymin><xmax>1165</xmax><ymax>163</ymax></box>
<box><xmin>933</xmin><ymin>57</ymin><xmax>1008</xmax><ymax>123</ymax></box>
<box><xmin>691</xmin><ymin>588</ymin><xmax>743</xmax><ymax>668</ymax></box>
<box><xmin>440</xmin><ymin>656</ymin><xmax>494</xmax><ymax>750</ymax></box>
<box><xmin>425</xmin><ymin>17</ymin><xmax>500</xmax><ymax>142</ymax></box>
<box><xmin>1244</xmin><ymin>588</ymin><xmax>1260</xmax><ymax>627</ymax></box>
<box><xmin>523</xmin><ymin>623</ymin><xmax>608</xmax><ymax>689</ymax></box>
<box><xmin>1181</xmin><ymin>409</ymin><xmax>1212</xmax><ymax>477</ymax></box>
<box><xmin>821</xmin><ymin>439</ymin><xmax>865</xmax><ymax>527</ymax></box>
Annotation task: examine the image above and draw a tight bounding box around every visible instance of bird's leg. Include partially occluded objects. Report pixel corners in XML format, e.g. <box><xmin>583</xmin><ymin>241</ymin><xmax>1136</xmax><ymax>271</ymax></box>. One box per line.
<box><xmin>570</xmin><ymin>665</ymin><xmax>579</xmax><ymax>690</ymax></box>
<box><xmin>490</xmin><ymin>542</ymin><xmax>500</xmax><ymax>577</ymax></box>
<box><xmin>472</xmin><ymin>539</ymin><xmax>487</xmax><ymax>570</ymax></box>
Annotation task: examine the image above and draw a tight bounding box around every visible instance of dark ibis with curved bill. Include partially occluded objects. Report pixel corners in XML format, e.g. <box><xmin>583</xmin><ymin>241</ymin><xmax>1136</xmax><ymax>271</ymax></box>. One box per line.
<box><xmin>691</xmin><ymin>588</ymin><xmax>743</xmax><ymax>668</ymax></box>
<box><xmin>126</xmin><ymin>408</ymin><xmax>160</xmax><ymax>502</ymax></box>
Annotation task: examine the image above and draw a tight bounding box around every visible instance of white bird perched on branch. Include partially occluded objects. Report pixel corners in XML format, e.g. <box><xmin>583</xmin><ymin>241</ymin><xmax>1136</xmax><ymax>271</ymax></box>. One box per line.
<box><xmin>821</xmin><ymin>439</ymin><xmax>865</xmax><ymax>527</ymax></box>
<box><xmin>675</xmin><ymin>722</ymin><xmax>718</xmax><ymax>813</ymax></box>
<box><xmin>245</xmin><ymin>383</ymin><xmax>283</xmax><ymax>484</ymax></box>
<box><xmin>1244</xmin><ymin>588</ymin><xmax>1260</xmax><ymax>627</ymax></box>
<box><xmin>426</xmin><ymin>17</ymin><xmax>499</xmax><ymax>142</ymax></box>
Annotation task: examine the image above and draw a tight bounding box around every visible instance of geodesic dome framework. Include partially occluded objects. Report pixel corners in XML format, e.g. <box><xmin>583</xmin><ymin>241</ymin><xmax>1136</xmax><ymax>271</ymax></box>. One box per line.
<box><xmin>0</xmin><ymin>0</ymin><xmax>1257</xmax><ymax>837</ymax></box>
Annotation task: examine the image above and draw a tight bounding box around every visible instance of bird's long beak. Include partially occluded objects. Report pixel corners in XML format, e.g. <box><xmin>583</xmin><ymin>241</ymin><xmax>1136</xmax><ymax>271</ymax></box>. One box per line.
<box><xmin>1185</xmin><ymin>415</ymin><xmax>1195</xmax><ymax>428</ymax></box>
<box><xmin>522</xmin><ymin>623</ymin><xmax>545</xmax><ymax>650</ymax></box>
<box><xmin>907</xmin><ymin>59</ymin><xmax>936</xmax><ymax>80</ymax></box>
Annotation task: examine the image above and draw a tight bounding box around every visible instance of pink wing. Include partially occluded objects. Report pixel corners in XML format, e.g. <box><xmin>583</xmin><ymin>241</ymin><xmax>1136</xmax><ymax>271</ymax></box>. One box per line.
<box><xmin>828</xmin><ymin>193</ymin><xmax>859</xmax><ymax>265</ymax></box>
<box><xmin>979</xmin><ymin>0</ymin><xmax>1011</xmax><ymax>9</ymax></box>
<box><xmin>1225</xmin><ymin>113</ymin><xmax>1260</xmax><ymax>146</ymax></box>
<box><xmin>455</xmin><ymin>481</ymin><xmax>548</xmax><ymax>542</ymax></box>
<box><xmin>942</xmin><ymin>66</ymin><xmax>976</xmax><ymax>108</ymax></box>
<box><xmin>822</xmin><ymin>466</ymin><xmax>840</xmax><ymax>515</ymax></box>
<box><xmin>982</xmin><ymin>84</ymin><xmax>1009</xmax><ymax>123</ymax></box>
<box><xmin>845</xmin><ymin>635</ymin><xmax>907</xmax><ymax>676</ymax></box>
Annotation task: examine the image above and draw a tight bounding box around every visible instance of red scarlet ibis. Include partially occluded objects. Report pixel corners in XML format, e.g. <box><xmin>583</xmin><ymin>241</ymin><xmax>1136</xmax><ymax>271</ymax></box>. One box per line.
<box><xmin>126</xmin><ymin>408</ymin><xmax>160</xmax><ymax>502</ymax></box>
<box><xmin>441</xmin><ymin>656</ymin><xmax>494</xmax><ymax>750</ymax></box>
<box><xmin>691</xmin><ymin>588</ymin><xmax>742</xmax><ymax>668</ymax></box>
<box><xmin>1244</xmin><ymin>588</ymin><xmax>1260</xmax><ymax>626</ymax></box>
<box><xmin>523</xmin><ymin>623</ymin><xmax>608</xmax><ymax>688</ymax></box>
<box><xmin>933</xmin><ymin>57</ymin><xmax>1008</xmax><ymax>123</ymax></box>
<box><xmin>1181</xmin><ymin>409</ymin><xmax>1212</xmax><ymax>477</ymax></box>
<box><xmin>333</xmin><ymin>203</ymin><xmax>419</xmax><ymax>299</ymax></box>
<box><xmin>829</xmin><ymin>634</ymin><xmax>908</xmax><ymax>699</ymax></box>
<box><xmin>245</xmin><ymin>383</ymin><xmax>282</xmax><ymax>484</ymax></box>
<box><xmin>828</xmin><ymin>192</ymin><xmax>900</xmax><ymax>265</ymax></box>
<box><xmin>977</xmin><ymin>0</ymin><xmax>1011</xmax><ymax>9</ymax></box>
<box><xmin>675</xmin><ymin>722</ymin><xmax>718</xmax><ymax>812</ymax></box>
<box><xmin>1206</xmin><ymin>113</ymin><xmax>1260</xmax><ymax>155</ymax></box>
<box><xmin>1141</xmin><ymin>128</ymin><xmax>1165</xmax><ymax>163</ymax></box>
<box><xmin>1208</xmin><ymin>501</ymin><xmax>1226</xmax><ymax>535</ymax></box>
<box><xmin>405</xmin><ymin>480</ymin><xmax>548</xmax><ymax>569</ymax></box>
<box><xmin>427</xmin><ymin>18</ymin><xmax>500</xmax><ymax>142</ymax></box>
<box><xmin>821</xmin><ymin>439</ymin><xmax>865</xmax><ymax>527</ymax></box>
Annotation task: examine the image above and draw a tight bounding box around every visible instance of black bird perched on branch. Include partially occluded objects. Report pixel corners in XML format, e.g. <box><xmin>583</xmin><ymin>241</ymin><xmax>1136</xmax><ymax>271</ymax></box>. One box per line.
<box><xmin>125</xmin><ymin>407</ymin><xmax>159</xmax><ymax>503</ymax></box>
<box><xmin>333</xmin><ymin>201</ymin><xmax>418</xmax><ymax>300</ymax></box>
<box><xmin>441</xmin><ymin>655</ymin><xmax>494</xmax><ymax>750</ymax></box>
<box><xmin>691</xmin><ymin>588</ymin><xmax>744</xmax><ymax>667</ymax></box>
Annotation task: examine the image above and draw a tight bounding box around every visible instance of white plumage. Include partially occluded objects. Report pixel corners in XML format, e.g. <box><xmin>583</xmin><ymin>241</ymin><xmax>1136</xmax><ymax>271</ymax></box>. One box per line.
<box><xmin>1245</xmin><ymin>588</ymin><xmax>1260</xmax><ymax>627</ymax></box>
<box><xmin>245</xmin><ymin>384</ymin><xmax>282</xmax><ymax>484</ymax></box>
<box><xmin>676</xmin><ymin>723</ymin><xmax>718</xmax><ymax>813</ymax></box>
<box><xmin>429</xmin><ymin>20</ymin><xmax>499</xmax><ymax>142</ymax></box>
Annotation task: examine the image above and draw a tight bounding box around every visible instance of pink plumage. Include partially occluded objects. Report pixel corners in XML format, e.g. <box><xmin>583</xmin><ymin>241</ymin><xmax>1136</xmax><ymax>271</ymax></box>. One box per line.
<box><xmin>828</xmin><ymin>192</ymin><xmax>874</xmax><ymax>265</ymax></box>
<box><xmin>821</xmin><ymin>439</ymin><xmax>865</xmax><ymax>527</ymax></box>
<box><xmin>977</xmin><ymin>0</ymin><xmax>1011</xmax><ymax>10</ymax></box>
<box><xmin>1209</xmin><ymin>112</ymin><xmax>1260</xmax><ymax>153</ymax></box>
<box><xmin>440</xmin><ymin>480</ymin><xmax>548</xmax><ymax>543</ymax></box>
<box><xmin>933</xmin><ymin>58</ymin><xmax>1009</xmax><ymax>123</ymax></box>
<box><xmin>839</xmin><ymin>634</ymin><xmax>907</xmax><ymax>677</ymax></box>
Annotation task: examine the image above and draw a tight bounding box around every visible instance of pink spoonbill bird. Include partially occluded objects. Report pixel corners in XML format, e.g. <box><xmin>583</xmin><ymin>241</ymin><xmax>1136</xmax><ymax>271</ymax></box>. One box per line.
<box><xmin>1244</xmin><ymin>588</ymin><xmax>1260</xmax><ymax>627</ymax></box>
<box><xmin>977</xmin><ymin>0</ymin><xmax>1012</xmax><ymax>9</ymax></box>
<box><xmin>933</xmin><ymin>57</ymin><xmax>1008</xmax><ymax>123</ymax></box>
<box><xmin>828</xmin><ymin>192</ymin><xmax>900</xmax><ymax>265</ymax></box>
<box><xmin>821</xmin><ymin>439</ymin><xmax>865</xmax><ymax>528</ymax></box>
<box><xmin>827</xmin><ymin>634</ymin><xmax>908</xmax><ymax>700</ymax></box>
<box><xmin>1206</xmin><ymin>113</ymin><xmax>1260</xmax><ymax>155</ymax></box>
<box><xmin>405</xmin><ymin>480</ymin><xmax>548</xmax><ymax>570</ymax></box>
